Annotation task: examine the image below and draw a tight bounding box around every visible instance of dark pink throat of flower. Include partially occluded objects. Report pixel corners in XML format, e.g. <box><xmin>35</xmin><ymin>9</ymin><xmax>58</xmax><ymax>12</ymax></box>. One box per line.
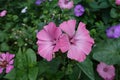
<box><xmin>64</xmin><ymin>0</ymin><xmax>69</xmax><ymax>4</ymax></box>
<box><xmin>52</xmin><ymin>40</ymin><xmax>56</xmax><ymax>45</ymax></box>
<box><xmin>103</xmin><ymin>67</ymin><xmax>108</xmax><ymax>72</ymax></box>
<box><xmin>70</xmin><ymin>38</ymin><xmax>75</xmax><ymax>44</ymax></box>
<box><xmin>0</xmin><ymin>61</ymin><xmax>8</xmax><ymax>68</ymax></box>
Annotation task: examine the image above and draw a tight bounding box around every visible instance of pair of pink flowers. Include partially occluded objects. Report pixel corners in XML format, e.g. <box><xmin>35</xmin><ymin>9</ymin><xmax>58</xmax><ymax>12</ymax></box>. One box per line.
<box><xmin>0</xmin><ymin>52</ymin><xmax>15</xmax><ymax>74</ymax></box>
<box><xmin>0</xmin><ymin>10</ymin><xmax>7</xmax><ymax>17</ymax></box>
<box><xmin>58</xmin><ymin>0</ymin><xmax>74</xmax><ymax>9</ymax></box>
<box><xmin>37</xmin><ymin>20</ymin><xmax>94</xmax><ymax>62</ymax></box>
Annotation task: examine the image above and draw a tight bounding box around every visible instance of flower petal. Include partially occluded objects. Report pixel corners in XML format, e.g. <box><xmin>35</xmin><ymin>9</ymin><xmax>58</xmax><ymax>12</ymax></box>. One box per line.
<box><xmin>38</xmin><ymin>45</ymin><xmax>54</xmax><ymax>61</ymax></box>
<box><xmin>6</xmin><ymin>65</ymin><xmax>14</xmax><ymax>73</ymax></box>
<box><xmin>0</xmin><ymin>53</ymin><xmax>6</xmax><ymax>60</ymax></box>
<box><xmin>76</xmin><ymin>22</ymin><xmax>94</xmax><ymax>43</ymax></box>
<box><xmin>37</xmin><ymin>29</ymin><xmax>53</xmax><ymax>41</ymax></box>
<box><xmin>44</xmin><ymin>22</ymin><xmax>60</xmax><ymax>39</ymax></box>
<box><xmin>37</xmin><ymin>40</ymin><xmax>53</xmax><ymax>53</ymax></box>
<box><xmin>60</xmin><ymin>20</ymin><xmax>76</xmax><ymax>38</ymax></box>
<box><xmin>75</xmin><ymin>40</ymin><xmax>93</xmax><ymax>55</ymax></box>
<box><xmin>58</xmin><ymin>34</ymin><xmax>70</xmax><ymax>53</ymax></box>
<box><xmin>67</xmin><ymin>45</ymin><xmax>86</xmax><ymax>62</ymax></box>
<box><xmin>6</xmin><ymin>52</ymin><xmax>15</xmax><ymax>62</ymax></box>
<box><xmin>9</xmin><ymin>60</ymin><xmax>14</xmax><ymax>65</ymax></box>
<box><xmin>0</xmin><ymin>67</ymin><xmax>3</xmax><ymax>73</ymax></box>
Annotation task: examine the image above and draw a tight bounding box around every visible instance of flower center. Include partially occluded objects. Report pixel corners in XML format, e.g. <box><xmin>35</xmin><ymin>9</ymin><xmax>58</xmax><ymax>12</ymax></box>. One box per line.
<box><xmin>103</xmin><ymin>67</ymin><xmax>108</xmax><ymax>72</ymax></box>
<box><xmin>70</xmin><ymin>38</ymin><xmax>76</xmax><ymax>44</ymax></box>
<box><xmin>0</xmin><ymin>61</ymin><xmax>8</xmax><ymax>68</ymax></box>
<box><xmin>64</xmin><ymin>0</ymin><xmax>69</xmax><ymax>4</ymax></box>
<box><xmin>53</xmin><ymin>40</ymin><xmax>56</xmax><ymax>45</ymax></box>
<box><xmin>111</xmin><ymin>28</ymin><xmax>115</xmax><ymax>33</ymax></box>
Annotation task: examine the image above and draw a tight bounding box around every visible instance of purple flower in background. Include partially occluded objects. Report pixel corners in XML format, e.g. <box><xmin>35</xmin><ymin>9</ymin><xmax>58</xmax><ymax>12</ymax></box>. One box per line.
<box><xmin>106</xmin><ymin>24</ymin><xmax>120</xmax><ymax>38</ymax></box>
<box><xmin>35</xmin><ymin>0</ymin><xmax>45</xmax><ymax>5</ymax></box>
<box><xmin>74</xmin><ymin>4</ymin><xmax>85</xmax><ymax>17</ymax></box>
<box><xmin>0</xmin><ymin>52</ymin><xmax>15</xmax><ymax>73</ymax></box>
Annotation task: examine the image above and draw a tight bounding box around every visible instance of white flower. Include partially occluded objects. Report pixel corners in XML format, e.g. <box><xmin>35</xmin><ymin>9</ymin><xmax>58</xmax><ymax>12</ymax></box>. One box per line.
<box><xmin>21</xmin><ymin>7</ymin><xmax>28</xmax><ymax>13</ymax></box>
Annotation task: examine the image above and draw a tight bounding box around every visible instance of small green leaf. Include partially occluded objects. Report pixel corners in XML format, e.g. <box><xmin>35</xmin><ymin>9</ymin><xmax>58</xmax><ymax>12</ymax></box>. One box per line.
<box><xmin>4</xmin><ymin>69</ymin><xmax>16</xmax><ymax>80</ymax></box>
<box><xmin>0</xmin><ymin>42</ymin><xmax>9</xmax><ymax>51</ymax></box>
<box><xmin>99</xmin><ymin>2</ymin><xmax>109</xmax><ymax>8</ymax></box>
<box><xmin>69</xmin><ymin>65</ymin><xmax>81</xmax><ymax>80</ymax></box>
<box><xmin>28</xmin><ymin>67</ymin><xmax>38</xmax><ymax>80</ymax></box>
<box><xmin>25</xmin><ymin>48</ymin><xmax>37</xmax><ymax>67</ymax></box>
<box><xmin>110</xmin><ymin>8</ymin><xmax>118</xmax><ymax>18</ymax></box>
<box><xmin>74</xmin><ymin>0</ymin><xmax>82</xmax><ymax>4</ymax></box>
<box><xmin>0</xmin><ymin>31</ymin><xmax>7</xmax><ymax>42</ymax></box>
<box><xmin>77</xmin><ymin>58</ymin><xmax>95</xmax><ymax>80</ymax></box>
<box><xmin>15</xmin><ymin>48</ymin><xmax>25</xmax><ymax>69</ymax></box>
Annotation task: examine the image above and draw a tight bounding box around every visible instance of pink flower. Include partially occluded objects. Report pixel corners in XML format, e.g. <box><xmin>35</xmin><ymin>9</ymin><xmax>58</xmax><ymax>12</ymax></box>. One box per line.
<box><xmin>37</xmin><ymin>22</ymin><xmax>62</xmax><ymax>61</ymax></box>
<box><xmin>0</xmin><ymin>10</ymin><xmax>7</xmax><ymax>17</ymax></box>
<box><xmin>58</xmin><ymin>0</ymin><xmax>74</xmax><ymax>9</ymax></box>
<box><xmin>59</xmin><ymin>20</ymin><xmax>94</xmax><ymax>62</ymax></box>
<box><xmin>97</xmin><ymin>62</ymin><xmax>115</xmax><ymax>80</ymax></box>
<box><xmin>0</xmin><ymin>52</ymin><xmax>15</xmax><ymax>73</ymax></box>
<box><xmin>116</xmin><ymin>0</ymin><xmax>120</xmax><ymax>5</ymax></box>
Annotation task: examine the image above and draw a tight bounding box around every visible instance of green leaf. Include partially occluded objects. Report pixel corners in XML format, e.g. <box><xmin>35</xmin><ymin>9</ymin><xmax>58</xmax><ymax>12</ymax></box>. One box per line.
<box><xmin>14</xmin><ymin>48</ymin><xmax>28</xmax><ymax>80</ymax></box>
<box><xmin>93</xmin><ymin>39</ymin><xmax>120</xmax><ymax>65</ymax></box>
<box><xmin>0</xmin><ymin>42</ymin><xmax>9</xmax><ymax>51</ymax></box>
<box><xmin>110</xmin><ymin>8</ymin><xmax>118</xmax><ymax>18</ymax></box>
<box><xmin>38</xmin><ymin>61</ymin><xmax>49</xmax><ymax>75</ymax></box>
<box><xmin>16</xmin><ymin>69</ymin><xmax>28</xmax><ymax>80</ymax></box>
<box><xmin>15</xmin><ymin>48</ymin><xmax>25</xmax><ymax>69</ymax></box>
<box><xmin>69</xmin><ymin>65</ymin><xmax>81</xmax><ymax>80</ymax></box>
<box><xmin>47</xmin><ymin>57</ymin><xmax>61</xmax><ymax>74</ymax></box>
<box><xmin>99</xmin><ymin>2</ymin><xmax>109</xmax><ymax>8</ymax></box>
<box><xmin>28</xmin><ymin>67</ymin><xmax>38</xmax><ymax>80</ymax></box>
<box><xmin>77</xmin><ymin>58</ymin><xmax>95</xmax><ymax>80</ymax></box>
<box><xmin>74</xmin><ymin>0</ymin><xmax>82</xmax><ymax>4</ymax></box>
<box><xmin>89</xmin><ymin>2</ymin><xmax>99</xmax><ymax>9</ymax></box>
<box><xmin>4</xmin><ymin>69</ymin><xmax>16</xmax><ymax>80</ymax></box>
<box><xmin>25</xmin><ymin>48</ymin><xmax>37</xmax><ymax>67</ymax></box>
<box><xmin>0</xmin><ymin>31</ymin><xmax>7</xmax><ymax>42</ymax></box>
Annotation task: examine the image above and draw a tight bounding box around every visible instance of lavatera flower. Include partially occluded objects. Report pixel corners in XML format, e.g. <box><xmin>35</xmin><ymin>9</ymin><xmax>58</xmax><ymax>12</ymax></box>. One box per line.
<box><xmin>58</xmin><ymin>0</ymin><xmax>74</xmax><ymax>9</ymax></box>
<box><xmin>59</xmin><ymin>20</ymin><xmax>94</xmax><ymax>62</ymax></box>
<box><xmin>0</xmin><ymin>52</ymin><xmax>15</xmax><ymax>73</ymax></box>
<box><xmin>97</xmin><ymin>62</ymin><xmax>115</xmax><ymax>80</ymax></box>
<box><xmin>37</xmin><ymin>22</ymin><xmax>62</xmax><ymax>61</ymax></box>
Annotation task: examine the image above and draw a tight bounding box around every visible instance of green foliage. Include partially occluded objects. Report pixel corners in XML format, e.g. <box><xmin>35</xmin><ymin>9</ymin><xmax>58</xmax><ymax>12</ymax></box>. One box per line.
<box><xmin>5</xmin><ymin>48</ymin><xmax>38</xmax><ymax>80</ymax></box>
<box><xmin>93</xmin><ymin>39</ymin><xmax>120</xmax><ymax>65</ymax></box>
<box><xmin>77</xmin><ymin>58</ymin><xmax>95</xmax><ymax>80</ymax></box>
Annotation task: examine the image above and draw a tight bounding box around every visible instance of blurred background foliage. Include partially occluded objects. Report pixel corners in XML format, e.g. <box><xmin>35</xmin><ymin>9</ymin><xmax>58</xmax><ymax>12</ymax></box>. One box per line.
<box><xmin>0</xmin><ymin>0</ymin><xmax>120</xmax><ymax>80</ymax></box>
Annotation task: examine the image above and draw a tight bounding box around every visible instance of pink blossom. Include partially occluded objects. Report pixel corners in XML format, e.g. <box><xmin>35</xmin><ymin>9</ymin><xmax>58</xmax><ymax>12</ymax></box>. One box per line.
<box><xmin>0</xmin><ymin>10</ymin><xmax>7</xmax><ymax>17</ymax></box>
<box><xmin>0</xmin><ymin>52</ymin><xmax>15</xmax><ymax>73</ymax></box>
<box><xmin>116</xmin><ymin>0</ymin><xmax>120</xmax><ymax>5</ymax></box>
<box><xmin>37</xmin><ymin>22</ymin><xmax>62</xmax><ymax>61</ymax></box>
<box><xmin>59</xmin><ymin>20</ymin><xmax>94</xmax><ymax>62</ymax></box>
<box><xmin>97</xmin><ymin>62</ymin><xmax>115</xmax><ymax>80</ymax></box>
<box><xmin>58</xmin><ymin>0</ymin><xmax>74</xmax><ymax>9</ymax></box>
